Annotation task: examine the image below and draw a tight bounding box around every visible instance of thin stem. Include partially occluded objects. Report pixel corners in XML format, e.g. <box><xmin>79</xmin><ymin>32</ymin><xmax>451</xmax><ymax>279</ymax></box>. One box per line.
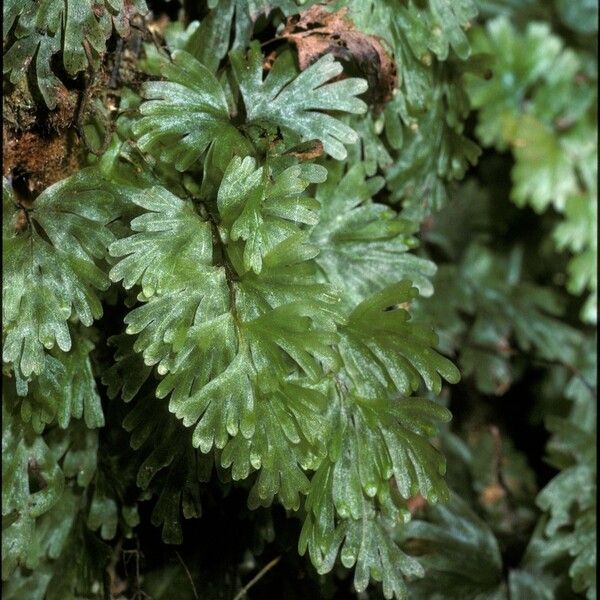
<box><xmin>232</xmin><ymin>556</ymin><xmax>281</xmax><ymax>600</ymax></box>
<box><xmin>175</xmin><ymin>551</ymin><xmax>199</xmax><ymax>600</ymax></box>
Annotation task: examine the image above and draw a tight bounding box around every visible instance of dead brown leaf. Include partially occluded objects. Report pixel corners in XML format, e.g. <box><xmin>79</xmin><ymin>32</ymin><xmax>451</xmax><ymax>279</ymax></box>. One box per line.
<box><xmin>479</xmin><ymin>483</ymin><xmax>506</xmax><ymax>506</ymax></box>
<box><xmin>279</xmin><ymin>5</ymin><xmax>397</xmax><ymax>109</ymax></box>
<box><xmin>284</xmin><ymin>139</ymin><xmax>324</xmax><ymax>161</ymax></box>
<box><xmin>407</xmin><ymin>494</ymin><xmax>428</xmax><ymax>514</ymax></box>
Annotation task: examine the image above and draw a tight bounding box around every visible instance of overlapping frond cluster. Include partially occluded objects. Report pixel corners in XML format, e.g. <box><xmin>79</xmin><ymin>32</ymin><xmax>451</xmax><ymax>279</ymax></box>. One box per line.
<box><xmin>2</xmin><ymin>2</ymin><xmax>472</xmax><ymax>595</ymax></box>
<box><xmin>3</xmin><ymin>175</ymin><xmax>119</xmax><ymax>591</ymax></box>
<box><xmin>400</xmin><ymin>345</ymin><xmax>598</xmax><ymax>600</ymax></box>
<box><xmin>405</xmin><ymin>175</ymin><xmax>597</xmax><ymax>598</ymax></box>
<box><xmin>3</xmin><ymin>0</ymin><xmax>148</xmax><ymax>108</ymax></box>
<box><xmin>536</xmin><ymin>338</ymin><xmax>597</xmax><ymax>600</ymax></box>
<box><xmin>3</xmin><ymin>174</ymin><xmax>115</xmax><ymax>380</ymax></box>
<box><xmin>3</xmin><ymin>0</ymin><xmax>595</xmax><ymax>598</ymax></box>
<box><xmin>336</xmin><ymin>0</ymin><xmax>482</xmax><ymax>218</ymax></box>
<box><xmin>418</xmin><ymin>243</ymin><xmax>583</xmax><ymax>396</ymax></box>
<box><xmin>2</xmin><ymin>182</ymin><xmax>136</xmax><ymax>591</ymax></box>
<box><xmin>97</xmin><ymin>24</ymin><xmax>460</xmax><ymax>594</ymax></box>
<box><xmin>2</xmin><ymin>394</ymin><xmax>138</xmax><ymax>598</ymax></box>
<box><xmin>465</xmin><ymin>16</ymin><xmax>598</xmax><ymax>323</ymax></box>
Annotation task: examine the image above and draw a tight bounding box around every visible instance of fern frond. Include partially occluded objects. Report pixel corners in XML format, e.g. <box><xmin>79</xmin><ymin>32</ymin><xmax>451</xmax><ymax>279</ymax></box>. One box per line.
<box><xmin>231</xmin><ymin>42</ymin><xmax>368</xmax><ymax>160</ymax></box>
<box><xmin>3</xmin><ymin>173</ymin><xmax>115</xmax><ymax>377</ymax></box>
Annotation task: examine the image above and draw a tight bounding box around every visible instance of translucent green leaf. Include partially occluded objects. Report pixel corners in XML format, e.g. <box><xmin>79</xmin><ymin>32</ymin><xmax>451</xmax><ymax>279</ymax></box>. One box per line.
<box><xmin>110</xmin><ymin>179</ymin><xmax>339</xmax><ymax>486</ymax></box>
<box><xmin>3</xmin><ymin>0</ymin><xmax>147</xmax><ymax>108</ymax></box>
<box><xmin>109</xmin><ymin>186</ymin><xmax>213</xmax><ymax>296</ymax></box>
<box><xmin>2</xmin><ymin>404</ymin><xmax>65</xmax><ymax>578</ymax></box>
<box><xmin>300</xmin><ymin>457</ymin><xmax>423</xmax><ymax>600</ymax></box>
<box><xmin>299</xmin><ymin>386</ymin><xmax>451</xmax><ymax>598</ymax></box>
<box><xmin>217</xmin><ymin>155</ymin><xmax>327</xmax><ymax>274</ymax></box>
<box><xmin>221</xmin><ymin>383</ymin><xmax>327</xmax><ymax>510</ymax></box>
<box><xmin>310</xmin><ymin>162</ymin><xmax>436</xmax><ymax>307</ymax></box>
<box><xmin>12</xmin><ymin>333</ymin><xmax>104</xmax><ymax>433</ymax></box>
<box><xmin>3</xmin><ymin>173</ymin><xmax>115</xmax><ymax>377</ymax></box>
<box><xmin>231</xmin><ymin>42</ymin><xmax>368</xmax><ymax>160</ymax></box>
<box><xmin>339</xmin><ymin>281</ymin><xmax>460</xmax><ymax>397</ymax></box>
<box><xmin>132</xmin><ymin>50</ymin><xmax>246</xmax><ymax>171</ymax></box>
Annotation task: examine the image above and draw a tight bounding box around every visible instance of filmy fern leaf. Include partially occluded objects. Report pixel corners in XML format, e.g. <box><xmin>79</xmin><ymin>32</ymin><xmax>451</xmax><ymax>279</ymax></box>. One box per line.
<box><xmin>310</xmin><ymin>162</ymin><xmax>436</xmax><ymax>307</ymax></box>
<box><xmin>2</xmin><ymin>403</ymin><xmax>65</xmax><ymax>578</ymax></box>
<box><xmin>3</xmin><ymin>0</ymin><xmax>147</xmax><ymax>108</ymax></box>
<box><xmin>231</xmin><ymin>42</ymin><xmax>368</xmax><ymax>160</ymax></box>
<box><xmin>132</xmin><ymin>50</ymin><xmax>246</xmax><ymax>172</ymax></box>
<box><xmin>11</xmin><ymin>332</ymin><xmax>104</xmax><ymax>433</ymax></box>
<box><xmin>339</xmin><ymin>281</ymin><xmax>460</xmax><ymax>397</ymax></box>
<box><xmin>217</xmin><ymin>155</ymin><xmax>327</xmax><ymax>274</ymax></box>
<box><xmin>3</xmin><ymin>173</ymin><xmax>115</xmax><ymax>378</ymax></box>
